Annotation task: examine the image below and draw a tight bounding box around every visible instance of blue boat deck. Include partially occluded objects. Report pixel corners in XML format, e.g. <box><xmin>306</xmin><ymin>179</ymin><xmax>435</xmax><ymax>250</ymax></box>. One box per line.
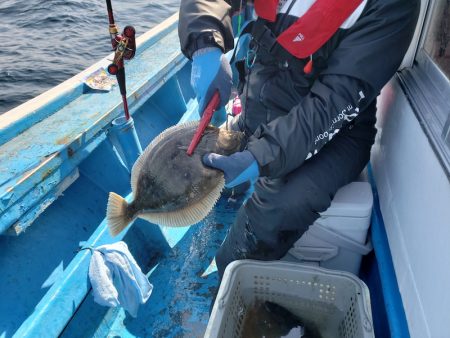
<box><xmin>60</xmin><ymin>195</ymin><xmax>245</xmax><ymax>338</ymax></box>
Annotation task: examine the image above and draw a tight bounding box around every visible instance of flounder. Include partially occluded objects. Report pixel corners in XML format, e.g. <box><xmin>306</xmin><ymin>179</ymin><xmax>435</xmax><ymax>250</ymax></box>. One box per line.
<box><xmin>107</xmin><ymin>121</ymin><xmax>245</xmax><ymax>236</ymax></box>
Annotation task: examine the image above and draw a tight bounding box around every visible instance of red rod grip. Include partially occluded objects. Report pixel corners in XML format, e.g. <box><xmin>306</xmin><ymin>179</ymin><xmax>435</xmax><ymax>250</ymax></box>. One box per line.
<box><xmin>186</xmin><ymin>91</ymin><xmax>221</xmax><ymax>156</ymax></box>
<box><xmin>122</xmin><ymin>95</ymin><xmax>130</xmax><ymax>120</ymax></box>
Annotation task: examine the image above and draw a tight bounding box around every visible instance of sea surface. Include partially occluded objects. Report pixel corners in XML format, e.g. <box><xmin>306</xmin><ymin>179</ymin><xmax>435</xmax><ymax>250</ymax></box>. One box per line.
<box><xmin>0</xmin><ymin>0</ymin><xmax>180</xmax><ymax>114</ymax></box>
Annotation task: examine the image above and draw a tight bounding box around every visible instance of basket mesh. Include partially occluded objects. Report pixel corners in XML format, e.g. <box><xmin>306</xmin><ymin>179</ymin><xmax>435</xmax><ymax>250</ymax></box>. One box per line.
<box><xmin>339</xmin><ymin>296</ymin><xmax>363</xmax><ymax>338</ymax></box>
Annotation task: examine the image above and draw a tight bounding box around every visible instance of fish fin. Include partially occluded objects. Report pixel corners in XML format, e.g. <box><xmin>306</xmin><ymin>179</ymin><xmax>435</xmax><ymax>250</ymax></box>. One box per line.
<box><xmin>130</xmin><ymin>121</ymin><xmax>200</xmax><ymax>193</ymax></box>
<box><xmin>138</xmin><ymin>175</ymin><xmax>225</xmax><ymax>227</ymax></box>
<box><xmin>130</xmin><ymin>157</ymin><xmax>143</xmax><ymax>194</ymax></box>
<box><xmin>107</xmin><ymin>192</ymin><xmax>132</xmax><ymax>236</ymax></box>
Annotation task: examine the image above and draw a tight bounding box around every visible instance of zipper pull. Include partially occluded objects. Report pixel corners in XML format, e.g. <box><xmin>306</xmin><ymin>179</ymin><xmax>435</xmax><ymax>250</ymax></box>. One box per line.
<box><xmin>303</xmin><ymin>55</ymin><xmax>313</xmax><ymax>74</ymax></box>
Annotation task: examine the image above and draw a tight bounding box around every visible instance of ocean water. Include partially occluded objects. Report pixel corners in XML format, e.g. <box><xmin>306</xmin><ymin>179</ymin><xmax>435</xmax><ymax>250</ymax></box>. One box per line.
<box><xmin>0</xmin><ymin>0</ymin><xmax>180</xmax><ymax>114</ymax></box>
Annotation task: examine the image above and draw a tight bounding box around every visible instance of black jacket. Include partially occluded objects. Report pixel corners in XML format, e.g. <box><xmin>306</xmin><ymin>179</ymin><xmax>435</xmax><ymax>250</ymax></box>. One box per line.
<box><xmin>178</xmin><ymin>0</ymin><xmax>420</xmax><ymax>178</ymax></box>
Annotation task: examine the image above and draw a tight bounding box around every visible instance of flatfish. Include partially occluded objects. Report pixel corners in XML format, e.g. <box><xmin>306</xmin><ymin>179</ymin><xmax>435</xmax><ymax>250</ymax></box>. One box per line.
<box><xmin>107</xmin><ymin>121</ymin><xmax>245</xmax><ymax>236</ymax></box>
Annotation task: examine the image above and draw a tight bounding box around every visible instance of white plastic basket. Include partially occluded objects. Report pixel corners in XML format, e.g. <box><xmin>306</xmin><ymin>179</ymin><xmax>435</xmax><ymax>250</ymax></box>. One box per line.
<box><xmin>205</xmin><ymin>260</ymin><xmax>374</xmax><ymax>338</ymax></box>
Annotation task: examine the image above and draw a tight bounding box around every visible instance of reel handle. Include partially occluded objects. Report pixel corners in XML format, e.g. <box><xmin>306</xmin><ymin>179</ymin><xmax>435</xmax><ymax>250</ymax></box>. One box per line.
<box><xmin>106</xmin><ymin>25</ymin><xmax>136</xmax><ymax>76</ymax></box>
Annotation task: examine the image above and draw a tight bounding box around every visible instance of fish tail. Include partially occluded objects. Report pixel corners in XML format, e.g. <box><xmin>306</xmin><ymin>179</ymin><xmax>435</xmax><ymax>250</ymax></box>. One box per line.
<box><xmin>107</xmin><ymin>192</ymin><xmax>132</xmax><ymax>236</ymax></box>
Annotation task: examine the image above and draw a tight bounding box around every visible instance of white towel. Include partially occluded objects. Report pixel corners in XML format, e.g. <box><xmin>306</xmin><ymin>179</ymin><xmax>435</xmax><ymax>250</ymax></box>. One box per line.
<box><xmin>88</xmin><ymin>241</ymin><xmax>153</xmax><ymax>317</ymax></box>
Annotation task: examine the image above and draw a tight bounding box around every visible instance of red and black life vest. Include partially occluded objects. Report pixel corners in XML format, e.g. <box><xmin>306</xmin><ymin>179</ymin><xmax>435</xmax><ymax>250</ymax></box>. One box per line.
<box><xmin>251</xmin><ymin>0</ymin><xmax>363</xmax><ymax>70</ymax></box>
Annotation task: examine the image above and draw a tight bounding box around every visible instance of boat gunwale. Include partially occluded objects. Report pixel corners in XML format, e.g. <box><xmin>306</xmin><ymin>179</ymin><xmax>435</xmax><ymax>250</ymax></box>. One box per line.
<box><xmin>0</xmin><ymin>13</ymin><xmax>180</xmax><ymax>148</ymax></box>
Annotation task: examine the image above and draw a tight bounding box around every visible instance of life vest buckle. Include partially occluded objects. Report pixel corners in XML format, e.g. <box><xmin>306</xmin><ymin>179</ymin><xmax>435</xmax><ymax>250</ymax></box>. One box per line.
<box><xmin>252</xmin><ymin>19</ymin><xmax>278</xmax><ymax>54</ymax></box>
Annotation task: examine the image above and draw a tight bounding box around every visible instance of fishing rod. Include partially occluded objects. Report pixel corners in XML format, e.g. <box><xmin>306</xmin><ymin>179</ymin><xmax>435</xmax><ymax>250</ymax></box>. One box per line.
<box><xmin>105</xmin><ymin>0</ymin><xmax>136</xmax><ymax>120</ymax></box>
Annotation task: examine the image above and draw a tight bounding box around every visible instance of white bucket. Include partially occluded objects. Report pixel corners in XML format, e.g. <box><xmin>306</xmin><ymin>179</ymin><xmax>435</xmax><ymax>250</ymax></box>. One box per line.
<box><xmin>285</xmin><ymin>182</ymin><xmax>373</xmax><ymax>275</ymax></box>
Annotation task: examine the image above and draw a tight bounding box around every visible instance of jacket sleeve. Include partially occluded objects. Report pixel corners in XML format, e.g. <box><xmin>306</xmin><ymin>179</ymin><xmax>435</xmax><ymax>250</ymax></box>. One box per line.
<box><xmin>247</xmin><ymin>0</ymin><xmax>420</xmax><ymax>178</ymax></box>
<box><xmin>178</xmin><ymin>0</ymin><xmax>243</xmax><ymax>59</ymax></box>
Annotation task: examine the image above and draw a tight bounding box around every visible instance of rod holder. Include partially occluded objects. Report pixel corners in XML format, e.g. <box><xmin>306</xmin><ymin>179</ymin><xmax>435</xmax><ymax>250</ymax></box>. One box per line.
<box><xmin>108</xmin><ymin>116</ymin><xmax>142</xmax><ymax>172</ymax></box>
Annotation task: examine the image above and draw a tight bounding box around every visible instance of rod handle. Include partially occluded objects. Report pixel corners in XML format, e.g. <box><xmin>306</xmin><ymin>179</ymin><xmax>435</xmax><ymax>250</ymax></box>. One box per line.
<box><xmin>187</xmin><ymin>91</ymin><xmax>221</xmax><ymax>156</ymax></box>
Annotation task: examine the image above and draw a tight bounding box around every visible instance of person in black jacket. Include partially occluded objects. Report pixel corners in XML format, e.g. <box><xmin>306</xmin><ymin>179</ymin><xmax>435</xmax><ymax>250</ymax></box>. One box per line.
<box><xmin>178</xmin><ymin>0</ymin><xmax>420</xmax><ymax>277</ymax></box>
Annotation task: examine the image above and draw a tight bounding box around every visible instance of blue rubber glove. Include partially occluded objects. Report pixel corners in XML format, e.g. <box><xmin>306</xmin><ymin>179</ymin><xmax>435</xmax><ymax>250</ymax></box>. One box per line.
<box><xmin>191</xmin><ymin>47</ymin><xmax>232</xmax><ymax>114</ymax></box>
<box><xmin>203</xmin><ymin>150</ymin><xmax>259</xmax><ymax>188</ymax></box>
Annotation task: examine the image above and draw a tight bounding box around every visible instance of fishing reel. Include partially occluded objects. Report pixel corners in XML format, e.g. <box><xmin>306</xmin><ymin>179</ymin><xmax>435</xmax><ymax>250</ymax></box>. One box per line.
<box><xmin>107</xmin><ymin>25</ymin><xmax>136</xmax><ymax>75</ymax></box>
